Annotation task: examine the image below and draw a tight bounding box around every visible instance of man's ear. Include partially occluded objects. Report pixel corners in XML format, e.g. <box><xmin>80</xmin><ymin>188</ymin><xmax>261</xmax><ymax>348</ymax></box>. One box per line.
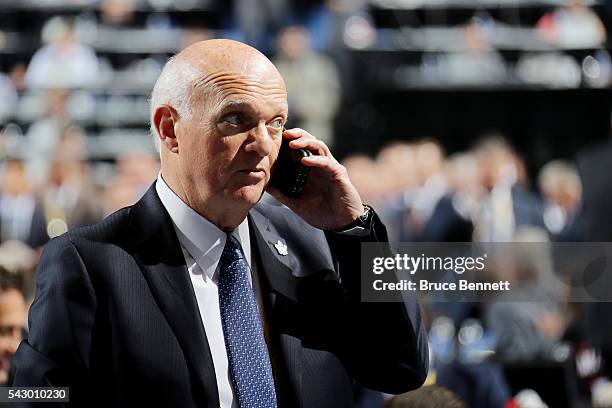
<box><xmin>153</xmin><ymin>105</ymin><xmax>179</xmax><ymax>154</ymax></box>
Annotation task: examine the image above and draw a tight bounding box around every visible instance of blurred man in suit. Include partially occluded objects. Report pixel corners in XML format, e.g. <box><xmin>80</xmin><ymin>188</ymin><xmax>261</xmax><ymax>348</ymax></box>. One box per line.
<box><xmin>0</xmin><ymin>266</ymin><xmax>28</xmax><ymax>386</ymax></box>
<box><xmin>0</xmin><ymin>240</ymin><xmax>36</xmax><ymax>386</ymax></box>
<box><xmin>473</xmin><ymin>135</ymin><xmax>545</xmax><ymax>242</ymax></box>
<box><xmin>538</xmin><ymin>159</ymin><xmax>584</xmax><ymax>242</ymax></box>
<box><xmin>0</xmin><ymin>159</ymin><xmax>48</xmax><ymax>249</ymax></box>
<box><xmin>12</xmin><ymin>39</ymin><xmax>427</xmax><ymax>407</ymax></box>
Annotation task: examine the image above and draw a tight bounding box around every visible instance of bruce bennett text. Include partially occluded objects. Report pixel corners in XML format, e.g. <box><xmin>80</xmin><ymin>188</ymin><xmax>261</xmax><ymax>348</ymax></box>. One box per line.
<box><xmin>373</xmin><ymin>279</ymin><xmax>511</xmax><ymax>292</ymax></box>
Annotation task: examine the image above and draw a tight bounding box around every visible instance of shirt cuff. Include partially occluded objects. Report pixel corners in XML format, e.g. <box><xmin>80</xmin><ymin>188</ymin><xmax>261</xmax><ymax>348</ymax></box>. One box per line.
<box><xmin>334</xmin><ymin>225</ymin><xmax>372</xmax><ymax>236</ymax></box>
<box><xmin>331</xmin><ymin>205</ymin><xmax>374</xmax><ymax>236</ymax></box>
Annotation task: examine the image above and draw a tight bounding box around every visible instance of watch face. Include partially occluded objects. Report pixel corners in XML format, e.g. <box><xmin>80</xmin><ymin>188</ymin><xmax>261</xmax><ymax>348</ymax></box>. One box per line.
<box><xmin>359</xmin><ymin>206</ymin><xmax>373</xmax><ymax>226</ymax></box>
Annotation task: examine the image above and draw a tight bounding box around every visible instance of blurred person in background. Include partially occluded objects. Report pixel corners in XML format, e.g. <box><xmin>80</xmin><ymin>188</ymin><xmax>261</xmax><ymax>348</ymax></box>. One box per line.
<box><xmin>0</xmin><ymin>71</ymin><xmax>18</xmax><ymax>121</ymax></box>
<box><xmin>42</xmin><ymin>126</ymin><xmax>104</xmax><ymax>232</ymax></box>
<box><xmin>0</xmin><ymin>240</ymin><xmax>37</xmax><ymax>385</ymax></box>
<box><xmin>99</xmin><ymin>0</ymin><xmax>135</xmax><ymax>27</ymax></box>
<box><xmin>404</xmin><ymin>139</ymin><xmax>451</xmax><ymax>241</ymax></box>
<box><xmin>274</xmin><ymin>25</ymin><xmax>341</xmax><ymax>147</ymax></box>
<box><xmin>287</xmin><ymin>0</ymin><xmax>336</xmax><ymax>51</ymax></box>
<box><xmin>373</xmin><ymin>142</ymin><xmax>417</xmax><ymax>241</ymax></box>
<box><xmin>439</xmin><ymin>17</ymin><xmax>507</xmax><ymax>86</ymax></box>
<box><xmin>25</xmin><ymin>88</ymin><xmax>70</xmax><ymax>184</ymax></box>
<box><xmin>444</xmin><ymin>152</ymin><xmax>484</xmax><ymax>229</ymax></box>
<box><xmin>485</xmin><ymin>228</ymin><xmax>566</xmax><ymax>361</ymax></box>
<box><xmin>473</xmin><ymin>135</ymin><xmax>545</xmax><ymax>242</ymax></box>
<box><xmin>516</xmin><ymin>51</ymin><xmax>583</xmax><ymax>89</ymax></box>
<box><xmin>8</xmin><ymin>63</ymin><xmax>27</xmax><ymax>93</ymax></box>
<box><xmin>0</xmin><ymin>159</ymin><xmax>48</xmax><ymax>249</ymax></box>
<box><xmin>342</xmin><ymin>153</ymin><xmax>386</xmax><ymax>208</ymax></box>
<box><xmin>375</xmin><ymin>142</ymin><xmax>418</xmax><ymax>201</ymax></box>
<box><xmin>226</xmin><ymin>0</ymin><xmax>337</xmax><ymax>54</ymax></box>
<box><xmin>115</xmin><ymin>149</ymin><xmax>160</xmax><ymax>197</ymax></box>
<box><xmin>103</xmin><ymin>177</ymin><xmax>141</xmax><ymax>216</ymax></box>
<box><xmin>416</xmin><ymin>152</ymin><xmax>475</xmax><ymax>243</ymax></box>
<box><xmin>419</xmin><ymin>153</ymin><xmax>483</xmax><ymax>339</ymax></box>
<box><xmin>424</xmin><ymin>302</ymin><xmax>514</xmax><ymax>408</ymax></box>
<box><xmin>436</xmin><ymin>361</ymin><xmax>512</xmax><ymax>408</ymax></box>
<box><xmin>96</xmin><ymin>0</ymin><xmax>154</xmax><ymax>71</ymax></box>
<box><xmin>312</xmin><ymin>0</ymin><xmax>369</xmax><ymax>101</ymax></box>
<box><xmin>226</xmin><ymin>0</ymin><xmax>289</xmax><ymax>54</ymax></box>
<box><xmin>537</xmin><ymin>0</ymin><xmax>606</xmax><ymax>49</ymax></box>
<box><xmin>538</xmin><ymin>159</ymin><xmax>584</xmax><ymax>241</ymax></box>
<box><xmin>25</xmin><ymin>16</ymin><xmax>100</xmax><ymax>89</ymax></box>
<box><xmin>369</xmin><ymin>139</ymin><xmax>450</xmax><ymax>242</ymax></box>
<box><xmin>103</xmin><ymin>149</ymin><xmax>159</xmax><ymax>215</ymax></box>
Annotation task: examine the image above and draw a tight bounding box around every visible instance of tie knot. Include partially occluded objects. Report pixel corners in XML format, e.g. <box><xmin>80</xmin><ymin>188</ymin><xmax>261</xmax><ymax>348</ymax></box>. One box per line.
<box><xmin>221</xmin><ymin>234</ymin><xmax>245</xmax><ymax>266</ymax></box>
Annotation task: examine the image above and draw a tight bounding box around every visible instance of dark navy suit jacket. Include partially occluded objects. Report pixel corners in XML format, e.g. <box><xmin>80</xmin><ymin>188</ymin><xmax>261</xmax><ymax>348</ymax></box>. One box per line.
<box><xmin>11</xmin><ymin>185</ymin><xmax>428</xmax><ymax>407</ymax></box>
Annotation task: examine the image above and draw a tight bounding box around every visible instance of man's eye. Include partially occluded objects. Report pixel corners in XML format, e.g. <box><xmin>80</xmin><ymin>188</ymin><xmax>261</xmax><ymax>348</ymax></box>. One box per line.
<box><xmin>268</xmin><ymin>118</ymin><xmax>283</xmax><ymax>130</ymax></box>
<box><xmin>225</xmin><ymin>114</ymin><xmax>243</xmax><ymax>126</ymax></box>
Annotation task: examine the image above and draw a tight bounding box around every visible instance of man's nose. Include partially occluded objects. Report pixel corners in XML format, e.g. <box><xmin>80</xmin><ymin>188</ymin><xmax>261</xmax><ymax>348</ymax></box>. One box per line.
<box><xmin>244</xmin><ymin>122</ymin><xmax>274</xmax><ymax>157</ymax></box>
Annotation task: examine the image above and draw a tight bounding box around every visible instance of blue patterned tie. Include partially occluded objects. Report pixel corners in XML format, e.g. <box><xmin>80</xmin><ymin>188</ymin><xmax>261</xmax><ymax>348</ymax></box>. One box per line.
<box><xmin>218</xmin><ymin>234</ymin><xmax>278</xmax><ymax>408</ymax></box>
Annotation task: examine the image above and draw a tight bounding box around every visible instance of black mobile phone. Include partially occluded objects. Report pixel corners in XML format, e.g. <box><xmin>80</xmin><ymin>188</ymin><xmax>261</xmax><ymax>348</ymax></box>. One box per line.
<box><xmin>270</xmin><ymin>136</ymin><xmax>313</xmax><ymax>198</ymax></box>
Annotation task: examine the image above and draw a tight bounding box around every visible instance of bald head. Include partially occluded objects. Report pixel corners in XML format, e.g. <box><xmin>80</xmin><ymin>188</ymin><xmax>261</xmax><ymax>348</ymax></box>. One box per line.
<box><xmin>151</xmin><ymin>40</ymin><xmax>285</xmax><ymax>141</ymax></box>
<box><xmin>177</xmin><ymin>39</ymin><xmax>281</xmax><ymax>80</ymax></box>
<box><xmin>150</xmin><ymin>39</ymin><xmax>289</xmax><ymax>230</ymax></box>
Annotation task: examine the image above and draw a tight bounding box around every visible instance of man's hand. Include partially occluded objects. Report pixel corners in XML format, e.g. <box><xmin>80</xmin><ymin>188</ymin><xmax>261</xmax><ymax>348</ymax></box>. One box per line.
<box><xmin>266</xmin><ymin>128</ymin><xmax>365</xmax><ymax>231</ymax></box>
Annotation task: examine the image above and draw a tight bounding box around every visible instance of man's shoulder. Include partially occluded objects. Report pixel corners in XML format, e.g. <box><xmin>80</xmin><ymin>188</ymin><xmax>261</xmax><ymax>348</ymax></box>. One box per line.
<box><xmin>62</xmin><ymin>184</ymin><xmax>167</xmax><ymax>248</ymax></box>
<box><xmin>63</xmin><ymin>205</ymin><xmax>134</xmax><ymax>247</ymax></box>
<box><xmin>35</xmin><ymin>205</ymin><xmax>138</xmax><ymax>282</ymax></box>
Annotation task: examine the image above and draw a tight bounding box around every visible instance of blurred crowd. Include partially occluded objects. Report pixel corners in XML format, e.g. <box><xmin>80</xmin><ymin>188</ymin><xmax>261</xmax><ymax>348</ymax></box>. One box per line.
<box><xmin>343</xmin><ymin>135</ymin><xmax>612</xmax><ymax>408</ymax></box>
<box><xmin>345</xmin><ymin>135</ymin><xmax>582</xmax><ymax>244</ymax></box>
<box><xmin>1</xmin><ymin>0</ymin><xmax>612</xmax><ymax>408</ymax></box>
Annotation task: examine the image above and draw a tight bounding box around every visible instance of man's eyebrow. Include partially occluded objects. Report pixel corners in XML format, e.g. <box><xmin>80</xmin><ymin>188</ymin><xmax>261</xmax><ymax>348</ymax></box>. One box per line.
<box><xmin>276</xmin><ymin>104</ymin><xmax>289</xmax><ymax>118</ymax></box>
<box><xmin>219</xmin><ymin>100</ymin><xmax>255</xmax><ymax>112</ymax></box>
<box><xmin>220</xmin><ymin>100</ymin><xmax>288</xmax><ymax>118</ymax></box>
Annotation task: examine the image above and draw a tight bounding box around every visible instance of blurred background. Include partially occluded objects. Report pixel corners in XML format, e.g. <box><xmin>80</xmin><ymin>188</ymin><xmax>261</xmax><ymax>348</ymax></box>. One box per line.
<box><xmin>2</xmin><ymin>0</ymin><xmax>612</xmax><ymax>407</ymax></box>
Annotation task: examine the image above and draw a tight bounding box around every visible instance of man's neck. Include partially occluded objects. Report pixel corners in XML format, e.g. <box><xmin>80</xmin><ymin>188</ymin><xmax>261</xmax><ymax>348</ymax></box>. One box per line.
<box><xmin>160</xmin><ymin>172</ymin><xmax>249</xmax><ymax>232</ymax></box>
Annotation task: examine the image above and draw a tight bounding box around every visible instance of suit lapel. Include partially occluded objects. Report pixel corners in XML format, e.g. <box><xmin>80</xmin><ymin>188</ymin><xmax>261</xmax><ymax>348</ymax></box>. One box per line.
<box><xmin>248</xmin><ymin>208</ymin><xmax>298</xmax><ymax>303</ymax></box>
<box><xmin>129</xmin><ymin>186</ymin><xmax>219</xmax><ymax>408</ymax></box>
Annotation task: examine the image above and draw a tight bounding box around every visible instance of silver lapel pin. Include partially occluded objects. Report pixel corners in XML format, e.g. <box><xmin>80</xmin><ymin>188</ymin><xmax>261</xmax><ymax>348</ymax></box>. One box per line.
<box><xmin>274</xmin><ymin>240</ymin><xmax>288</xmax><ymax>256</ymax></box>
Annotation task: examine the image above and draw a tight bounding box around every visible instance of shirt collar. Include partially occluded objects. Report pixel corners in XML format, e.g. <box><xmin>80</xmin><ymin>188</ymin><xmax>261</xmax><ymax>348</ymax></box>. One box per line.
<box><xmin>155</xmin><ymin>174</ymin><xmax>251</xmax><ymax>281</ymax></box>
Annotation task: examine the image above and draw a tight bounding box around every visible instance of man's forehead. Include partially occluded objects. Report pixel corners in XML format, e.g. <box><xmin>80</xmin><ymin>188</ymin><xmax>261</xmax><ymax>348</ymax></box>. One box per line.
<box><xmin>174</xmin><ymin>40</ymin><xmax>288</xmax><ymax>114</ymax></box>
<box><xmin>184</xmin><ymin>44</ymin><xmax>284</xmax><ymax>90</ymax></box>
<box><xmin>195</xmin><ymin>67</ymin><xmax>286</xmax><ymax>92</ymax></box>
<box><xmin>196</xmin><ymin>68</ymin><xmax>287</xmax><ymax>111</ymax></box>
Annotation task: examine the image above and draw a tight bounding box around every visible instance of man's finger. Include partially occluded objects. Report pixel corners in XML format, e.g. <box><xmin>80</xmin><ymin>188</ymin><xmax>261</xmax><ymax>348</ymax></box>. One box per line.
<box><xmin>301</xmin><ymin>155</ymin><xmax>340</xmax><ymax>174</ymax></box>
<box><xmin>283</xmin><ymin>128</ymin><xmax>314</xmax><ymax>140</ymax></box>
<box><xmin>289</xmin><ymin>138</ymin><xmax>330</xmax><ymax>156</ymax></box>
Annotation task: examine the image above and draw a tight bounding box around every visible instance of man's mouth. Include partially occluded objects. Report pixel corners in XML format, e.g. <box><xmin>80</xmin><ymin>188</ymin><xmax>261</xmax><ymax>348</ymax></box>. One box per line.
<box><xmin>238</xmin><ymin>168</ymin><xmax>266</xmax><ymax>178</ymax></box>
<box><xmin>238</xmin><ymin>167</ymin><xmax>266</xmax><ymax>180</ymax></box>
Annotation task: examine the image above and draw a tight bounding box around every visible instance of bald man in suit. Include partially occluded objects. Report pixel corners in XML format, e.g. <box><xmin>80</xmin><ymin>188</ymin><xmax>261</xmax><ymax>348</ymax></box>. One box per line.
<box><xmin>12</xmin><ymin>39</ymin><xmax>428</xmax><ymax>407</ymax></box>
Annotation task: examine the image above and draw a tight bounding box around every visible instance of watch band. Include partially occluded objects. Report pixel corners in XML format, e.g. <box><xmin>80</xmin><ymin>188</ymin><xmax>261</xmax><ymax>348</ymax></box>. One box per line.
<box><xmin>332</xmin><ymin>204</ymin><xmax>374</xmax><ymax>235</ymax></box>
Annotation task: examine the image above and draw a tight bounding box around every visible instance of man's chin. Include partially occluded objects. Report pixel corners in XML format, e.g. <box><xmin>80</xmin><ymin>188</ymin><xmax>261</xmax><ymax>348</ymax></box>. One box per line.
<box><xmin>232</xmin><ymin>184</ymin><xmax>265</xmax><ymax>206</ymax></box>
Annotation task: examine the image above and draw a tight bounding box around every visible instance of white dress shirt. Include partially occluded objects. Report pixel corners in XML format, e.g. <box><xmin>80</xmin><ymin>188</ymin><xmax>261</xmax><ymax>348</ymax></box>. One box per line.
<box><xmin>156</xmin><ymin>176</ymin><xmax>257</xmax><ymax>408</ymax></box>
